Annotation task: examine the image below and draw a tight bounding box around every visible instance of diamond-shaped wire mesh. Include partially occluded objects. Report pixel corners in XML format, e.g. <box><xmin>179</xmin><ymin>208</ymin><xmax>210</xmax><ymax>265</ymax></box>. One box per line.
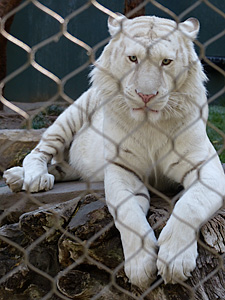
<box><xmin>0</xmin><ymin>0</ymin><xmax>225</xmax><ymax>299</ymax></box>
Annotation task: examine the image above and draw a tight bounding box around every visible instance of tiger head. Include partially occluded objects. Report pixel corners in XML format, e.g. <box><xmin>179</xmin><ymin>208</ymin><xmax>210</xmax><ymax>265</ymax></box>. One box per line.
<box><xmin>91</xmin><ymin>14</ymin><xmax>207</xmax><ymax>123</ymax></box>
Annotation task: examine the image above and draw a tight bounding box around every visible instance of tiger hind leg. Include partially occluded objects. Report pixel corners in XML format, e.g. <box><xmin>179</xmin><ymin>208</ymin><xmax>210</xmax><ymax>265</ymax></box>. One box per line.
<box><xmin>47</xmin><ymin>161</ymin><xmax>79</xmax><ymax>182</ymax></box>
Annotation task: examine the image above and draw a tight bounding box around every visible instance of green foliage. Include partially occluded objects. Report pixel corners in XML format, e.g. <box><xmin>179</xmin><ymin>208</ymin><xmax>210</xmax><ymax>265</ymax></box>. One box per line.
<box><xmin>46</xmin><ymin>104</ymin><xmax>64</xmax><ymax>116</ymax></box>
<box><xmin>207</xmin><ymin>105</ymin><xmax>225</xmax><ymax>163</ymax></box>
<box><xmin>32</xmin><ymin>105</ymin><xmax>64</xmax><ymax>129</ymax></box>
<box><xmin>10</xmin><ymin>148</ymin><xmax>31</xmax><ymax>167</ymax></box>
<box><xmin>32</xmin><ymin>111</ymin><xmax>52</xmax><ymax>129</ymax></box>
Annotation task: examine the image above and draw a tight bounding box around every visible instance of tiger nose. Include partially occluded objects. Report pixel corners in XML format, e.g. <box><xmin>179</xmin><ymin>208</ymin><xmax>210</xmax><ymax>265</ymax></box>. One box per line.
<box><xmin>136</xmin><ymin>91</ymin><xmax>158</xmax><ymax>104</ymax></box>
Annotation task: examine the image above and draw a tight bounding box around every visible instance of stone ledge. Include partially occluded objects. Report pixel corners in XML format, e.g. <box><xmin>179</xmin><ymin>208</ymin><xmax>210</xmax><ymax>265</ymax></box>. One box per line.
<box><xmin>0</xmin><ymin>129</ymin><xmax>45</xmax><ymax>171</ymax></box>
<box><xmin>0</xmin><ymin>181</ymin><xmax>104</xmax><ymax>224</ymax></box>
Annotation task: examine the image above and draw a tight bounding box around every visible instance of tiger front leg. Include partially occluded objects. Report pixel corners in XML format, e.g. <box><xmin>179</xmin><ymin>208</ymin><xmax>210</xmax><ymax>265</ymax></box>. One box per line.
<box><xmin>157</xmin><ymin>156</ymin><xmax>225</xmax><ymax>284</ymax></box>
<box><xmin>3</xmin><ymin>159</ymin><xmax>78</xmax><ymax>193</ymax></box>
<box><xmin>20</xmin><ymin>149</ymin><xmax>55</xmax><ymax>193</ymax></box>
<box><xmin>3</xmin><ymin>157</ymin><xmax>54</xmax><ymax>193</ymax></box>
<box><xmin>3</xmin><ymin>166</ymin><xmax>24</xmax><ymax>192</ymax></box>
<box><xmin>105</xmin><ymin>164</ymin><xmax>158</xmax><ymax>289</ymax></box>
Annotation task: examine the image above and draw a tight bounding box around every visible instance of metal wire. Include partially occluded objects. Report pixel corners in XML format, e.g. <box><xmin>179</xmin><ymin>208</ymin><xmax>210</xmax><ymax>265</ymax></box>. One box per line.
<box><xmin>0</xmin><ymin>0</ymin><xmax>224</xmax><ymax>299</ymax></box>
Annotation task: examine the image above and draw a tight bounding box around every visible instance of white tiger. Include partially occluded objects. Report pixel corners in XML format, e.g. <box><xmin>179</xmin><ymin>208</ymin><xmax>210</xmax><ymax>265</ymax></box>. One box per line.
<box><xmin>4</xmin><ymin>14</ymin><xmax>225</xmax><ymax>288</ymax></box>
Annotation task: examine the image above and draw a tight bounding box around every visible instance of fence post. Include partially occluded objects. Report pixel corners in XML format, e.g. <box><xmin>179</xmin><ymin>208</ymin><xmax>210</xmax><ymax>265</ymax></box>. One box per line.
<box><xmin>124</xmin><ymin>0</ymin><xmax>145</xmax><ymax>18</ymax></box>
<box><xmin>0</xmin><ymin>0</ymin><xmax>22</xmax><ymax>110</ymax></box>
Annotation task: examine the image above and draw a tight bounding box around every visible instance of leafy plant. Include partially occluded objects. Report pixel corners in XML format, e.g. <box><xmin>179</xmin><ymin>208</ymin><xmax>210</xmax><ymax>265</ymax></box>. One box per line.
<box><xmin>32</xmin><ymin>111</ymin><xmax>52</xmax><ymax>129</ymax></box>
<box><xmin>207</xmin><ymin>105</ymin><xmax>225</xmax><ymax>163</ymax></box>
<box><xmin>32</xmin><ymin>105</ymin><xmax>65</xmax><ymax>129</ymax></box>
<box><xmin>46</xmin><ymin>104</ymin><xmax>64</xmax><ymax>116</ymax></box>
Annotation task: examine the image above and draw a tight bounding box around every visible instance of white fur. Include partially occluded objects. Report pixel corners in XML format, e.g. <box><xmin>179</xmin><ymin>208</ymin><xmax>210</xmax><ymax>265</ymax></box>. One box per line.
<box><xmin>4</xmin><ymin>15</ymin><xmax>225</xmax><ymax>288</ymax></box>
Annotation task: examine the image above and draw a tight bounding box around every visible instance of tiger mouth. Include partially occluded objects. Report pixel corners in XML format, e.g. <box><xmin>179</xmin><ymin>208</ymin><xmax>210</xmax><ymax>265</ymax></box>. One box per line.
<box><xmin>132</xmin><ymin>107</ymin><xmax>159</xmax><ymax>113</ymax></box>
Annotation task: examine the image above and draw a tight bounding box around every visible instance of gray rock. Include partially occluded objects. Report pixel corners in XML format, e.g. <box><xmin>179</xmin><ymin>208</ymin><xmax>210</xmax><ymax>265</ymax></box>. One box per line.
<box><xmin>0</xmin><ymin>181</ymin><xmax>104</xmax><ymax>225</ymax></box>
<box><xmin>0</xmin><ymin>129</ymin><xmax>45</xmax><ymax>171</ymax></box>
<box><xmin>59</xmin><ymin>194</ymin><xmax>124</xmax><ymax>269</ymax></box>
<box><xmin>0</xmin><ymin>186</ymin><xmax>224</xmax><ymax>299</ymax></box>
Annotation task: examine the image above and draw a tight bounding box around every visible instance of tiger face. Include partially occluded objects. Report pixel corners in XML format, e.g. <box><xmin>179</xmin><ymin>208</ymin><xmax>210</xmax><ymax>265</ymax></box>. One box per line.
<box><xmin>94</xmin><ymin>15</ymin><xmax>201</xmax><ymax>123</ymax></box>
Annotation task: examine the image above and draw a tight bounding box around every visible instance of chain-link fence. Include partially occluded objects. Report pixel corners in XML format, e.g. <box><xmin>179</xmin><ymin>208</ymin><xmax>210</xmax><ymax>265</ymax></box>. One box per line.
<box><xmin>0</xmin><ymin>0</ymin><xmax>225</xmax><ymax>299</ymax></box>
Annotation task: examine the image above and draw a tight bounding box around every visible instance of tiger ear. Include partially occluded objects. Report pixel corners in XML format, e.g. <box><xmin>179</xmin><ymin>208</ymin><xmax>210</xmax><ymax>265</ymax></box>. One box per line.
<box><xmin>179</xmin><ymin>18</ymin><xmax>200</xmax><ymax>40</ymax></box>
<box><xmin>108</xmin><ymin>13</ymin><xmax>126</xmax><ymax>36</ymax></box>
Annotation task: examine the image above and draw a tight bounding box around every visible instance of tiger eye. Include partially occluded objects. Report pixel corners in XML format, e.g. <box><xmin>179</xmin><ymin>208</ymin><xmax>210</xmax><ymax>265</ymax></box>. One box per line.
<box><xmin>162</xmin><ymin>59</ymin><xmax>173</xmax><ymax>66</ymax></box>
<box><xmin>129</xmin><ymin>56</ymin><xmax>138</xmax><ymax>63</ymax></box>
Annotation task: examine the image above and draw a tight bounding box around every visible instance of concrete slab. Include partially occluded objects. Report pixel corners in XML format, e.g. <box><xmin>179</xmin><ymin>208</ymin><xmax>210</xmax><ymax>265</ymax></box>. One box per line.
<box><xmin>0</xmin><ymin>181</ymin><xmax>104</xmax><ymax>224</ymax></box>
<box><xmin>0</xmin><ymin>181</ymin><xmax>104</xmax><ymax>208</ymax></box>
<box><xmin>1</xmin><ymin>163</ymin><xmax>224</xmax><ymax>225</ymax></box>
<box><xmin>0</xmin><ymin>129</ymin><xmax>45</xmax><ymax>171</ymax></box>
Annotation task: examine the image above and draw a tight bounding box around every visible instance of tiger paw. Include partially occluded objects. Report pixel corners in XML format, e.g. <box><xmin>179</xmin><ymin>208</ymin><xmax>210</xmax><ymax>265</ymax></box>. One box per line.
<box><xmin>157</xmin><ymin>219</ymin><xmax>198</xmax><ymax>284</ymax></box>
<box><xmin>125</xmin><ymin>247</ymin><xmax>158</xmax><ymax>289</ymax></box>
<box><xmin>22</xmin><ymin>173</ymin><xmax>55</xmax><ymax>193</ymax></box>
<box><xmin>3</xmin><ymin>166</ymin><xmax>24</xmax><ymax>192</ymax></box>
<box><xmin>122</xmin><ymin>230</ymin><xmax>158</xmax><ymax>289</ymax></box>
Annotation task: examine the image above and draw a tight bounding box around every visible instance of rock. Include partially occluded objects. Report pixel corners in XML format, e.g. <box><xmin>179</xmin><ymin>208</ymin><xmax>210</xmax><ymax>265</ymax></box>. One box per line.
<box><xmin>201</xmin><ymin>210</ymin><xmax>225</xmax><ymax>253</ymax></box>
<box><xmin>58</xmin><ymin>194</ymin><xmax>128</xmax><ymax>298</ymax></box>
<box><xmin>0</xmin><ymin>129</ymin><xmax>45</xmax><ymax>171</ymax></box>
<box><xmin>59</xmin><ymin>194</ymin><xmax>123</xmax><ymax>269</ymax></box>
<box><xmin>0</xmin><ymin>223</ymin><xmax>31</xmax><ymax>292</ymax></box>
<box><xmin>57</xmin><ymin>269</ymin><xmax>91</xmax><ymax>298</ymax></box>
<box><xmin>0</xmin><ymin>181</ymin><xmax>104</xmax><ymax>225</ymax></box>
<box><xmin>0</xmin><ymin>187</ymin><xmax>224</xmax><ymax>299</ymax></box>
<box><xmin>0</xmin><ymin>193</ymin><xmax>133</xmax><ymax>299</ymax></box>
<box><xmin>0</xmin><ymin>198</ymin><xmax>83</xmax><ymax>298</ymax></box>
<box><xmin>57</xmin><ymin>268</ymin><xmax>132</xmax><ymax>299</ymax></box>
<box><xmin>19</xmin><ymin>196</ymin><xmax>81</xmax><ymax>240</ymax></box>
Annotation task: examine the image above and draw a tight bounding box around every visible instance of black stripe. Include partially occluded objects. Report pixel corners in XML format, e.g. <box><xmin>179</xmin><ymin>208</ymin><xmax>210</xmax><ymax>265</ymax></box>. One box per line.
<box><xmin>86</xmin><ymin>93</ymin><xmax>91</xmax><ymax>116</ymax></box>
<box><xmin>181</xmin><ymin>160</ymin><xmax>206</xmax><ymax>185</ymax></box>
<box><xmin>79</xmin><ymin>104</ymin><xmax>84</xmax><ymax>128</ymax></box>
<box><xmin>134</xmin><ymin>193</ymin><xmax>150</xmax><ymax>202</ymax></box>
<box><xmin>60</xmin><ymin>123</ymin><xmax>67</xmax><ymax>136</ymax></box>
<box><xmin>66</xmin><ymin>117</ymin><xmax>75</xmax><ymax>137</ymax></box>
<box><xmin>109</xmin><ymin>161</ymin><xmax>142</xmax><ymax>182</ymax></box>
<box><xmin>35</xmin><ymin>148</ymin><xmax>53</xmax><ymax>159</ymax></box>
<box><xmin>55</xmin><ymin>165</ymin><xmax>66</xmax><ymax>175</ymax></box>
<box><xmin>70</xmin><ymin>111</ymin><xmax>77</xmax><ymax>134</ymax></box>
<box><xmin>47</xmin><ymin>134</ymin><xmax>66</xmax><ymax>144</ymax></box>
